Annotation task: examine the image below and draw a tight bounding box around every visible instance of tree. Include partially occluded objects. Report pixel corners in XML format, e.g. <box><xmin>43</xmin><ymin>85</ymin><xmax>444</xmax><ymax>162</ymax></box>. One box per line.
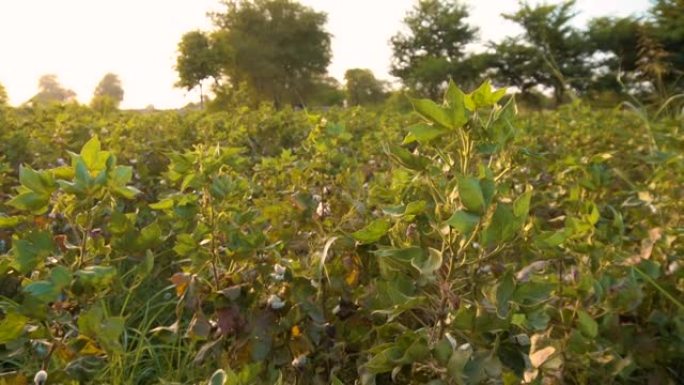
<box><xmin>503</xmin><ymin>1</ymin><xmax>590</xmax><ymax>103</ymax></box>
<box><xmin>344</xmin><ymin>69</ymin><xmax>387</xmax><ymax>106</ymax></box>
<box><xmin>487</xmin><ymin>38</ymin><xmax>551</xmax><ymax>96</ymax></box>
<box><xmin>208</xmin><ymin>0</ymin><xmax>332</xmax><ymax>108</ymax></box>
<box><xmin>91</xmin><ymin>73</ymin><xmax>124</xmax><ymax>111</ymax></box>
<box><xmin>650</xmin><ymin>0</ymin><xmax>684</xmax><ymax>89</ymax></box>
<box><xmin>31</xmin><ymin>74</ymin><xmax>76</xmax><ymax>105</ymax></box>
<box><xmin>0</xmin><ymin>82</ymin><xmax>7</xmax><ymax>106</ymax></box>
<box><xmin>390</xmin><ymin>0</ymin><xmax>480</xmax><ymax>99</ymax></box>
<box><xmin>175</xmin><ymin>31</ymin><xmax>220</xmax><ymax>108</ymax></box>
<box><xmin>585</xmin><ymin>16</ymin><xmax>642</xmax><ymax>93</ymax></box>
<box><xmin>307</xmin><ymin>76</ymin><xmax>345</xmax><ymax>107</ymax></box>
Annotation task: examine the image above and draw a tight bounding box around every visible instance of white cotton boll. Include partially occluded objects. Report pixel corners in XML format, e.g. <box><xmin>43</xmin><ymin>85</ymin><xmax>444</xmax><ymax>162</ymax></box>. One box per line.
<box><xmin>34</xmin><ymin>370</ymin><xmax>48</xmax><ymax>385</ymax></box>
<box><xmin>292</xmin><ymin>354</ymin><xmax>308</xmax><ymax>368</ymax></box>
<box><xmin>271</xmin><ymin>264</ymin><xmax>286</xmax><ymax>281</ymax></box>
<box><xmin>267</xmin><ymin>294</ymin><xmax>285</xmax><ymax>310</ymax></box>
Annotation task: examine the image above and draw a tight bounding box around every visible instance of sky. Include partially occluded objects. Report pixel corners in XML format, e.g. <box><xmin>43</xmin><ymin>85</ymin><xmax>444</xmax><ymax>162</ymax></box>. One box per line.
<box><xmin>0</xmin><ymin>0</ymin><xmax>650</xmax><ymax>109</ymax></box>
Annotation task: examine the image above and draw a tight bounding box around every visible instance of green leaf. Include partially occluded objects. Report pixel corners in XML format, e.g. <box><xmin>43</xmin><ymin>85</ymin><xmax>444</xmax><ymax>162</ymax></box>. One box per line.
<box><xmin>513</xmin><ymin>190</ymin><xmax>532</xmax><ymax>218</ymax></box>
<box><xmin>134</xmin><ymin>222</ymin><xmax>163</xmax><ymax>251</ymax></box>
<box><xmin>209</xmin><ymin>369</ymin><xmax>227</xmax><ymax>385</ymax></box>
<box><xmin>0</xmin><ymin>215</ymin><xmax>25</xmax><ymax>229</ymax></box>
<box><xmin>50</xmin><ymin>265</ymin><xmax>72</xmax><ymax>290</ymax></box>
<box><xmin>11</xmin><ymin>231</ymin><xmax>56</xmax><ymax>274</ymax></box>
<box><xmin>150</xmin><ymin>199</ymin><xmax>175</xmax><ymax>210</ymax></box>
<box><xmin>79</xmin><ymin>137</ymin><xmax>111</xmax><ymax>172</ymax></box>
<box><xmin>534</xmin><ymin>230</ymin><xmax>567</xmax><ymax>248</ymax></box>
<box><xmin>496</xmin><ymin>271</ymin><xmax>516</xmax><ymax>318</ymax></box>
<box><xmin>78</xmin><ymin>305</ymin><xmax>124</xmax><ymax>353</ymax></box>
<box><xmin>403</xmin><ymin>123</ymin><xmax>448</xmax><ymax>144</ymax></box>
<box><xmin>383</xmin><ymin>201</ymin><xmax>426</xmax><ymax>218</ymax></box>
<box><xmin>411</xmin><ymin>248</ymin><xmax>442</xmax><ymax>279</ymax></box>
<box><xmin>0</xmin><ymin>312</ymin><xmax>29</xmax><ymax>344</ymax></box>
<box><xmin>410</xmin><ymin>98</ymin><xmax>453</xmax><ymax>129</ymax></box>
<box><xmin>0</xmin><ymin>311</ymin><xmax>29</xmax><ymax>345</ymax></box>
<box><xmin>434</xmin><ymin>337</ymin><xmax>454</xmax><ymax>365</ymax></box>
<box><xmin>446</xmin><ymin>210</ymin><xmax>480</xmax><ymax>234</ymax></box>
<box><xmin>577</xmin><ymin>310</ymin><xmax>598</xmax><ymax>338</ymax></box>
<box><xmin>19</xmin><ymin>165</ymin><xmax>53</xmax><ymax>194</ymax></box>
<box><xmin>352</xmin><ymin>219</ymin><xmax>391</xmax><ymax>244</ymax></box>
<box><xmin>444</xmin><ymin>80</ymin><xmax>470</xmax><ymax>126</ymax></box>
<box><xmin>469</xmin><ymin>80</ymin><xmax>506</xmax><ymax>108</ymax></box>
<box><xmin>7</xmin><ymin>190</ymin><xmax>50</xmax><ymax>213</ymax></box>
<box><xmin>75</xmin><ymin>266</ymin><xmax>117</xmax><ymax>290</ymax></box>
<box><xmin>458</xmin><ymin>176</ymin><xmax>486</xmax><ymax>214</ymax></box>
<box><xmin>110</xmin><ymin>166</ymin><xmax>132</xmax><ymax>186</ymax></box>
<box><xmin>388</xmin><ymin>145</ymin><xmax>430</xmax><ymax>171</ymax></box>
<box><xmin>23</xmin><ymin>280</ymin><xmax>59</xmax><ymax>302</ymax></box>
<box><xmin>482</xmin><ymin>204</ymin><xmax>518</xmax><ymax>246</ymax></box>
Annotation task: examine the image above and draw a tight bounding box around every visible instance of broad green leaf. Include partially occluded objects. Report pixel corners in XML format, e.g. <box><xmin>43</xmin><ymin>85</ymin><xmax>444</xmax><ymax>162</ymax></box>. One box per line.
<box><xmin>513</xmin><ymin>190</ymin><xmax>532</xmax><ymax>218</ymax></box>
<box><xmin>482</xmin><ymin>204</ymin><xmax>518</xmax><ymax>246</ymax></box>
<box><xmin>534</xmin><ymin>230</ymin><xmax>567</xmax><ymax>248</ymax></box>
<box><xmin>403</xmin><ymin>123</ymin><xmax>448</xmax><ymax>144</ymax></box>
<box><xmin>75</xmin><ymin>265</ymin><xmax>117</xmax><ymax>289</ymax></box>
<box><xmin>209</xmin><ymin>369</ymin><xmax>227</xmax><ymax>385</ymax></box>
<box><xmin>444</xmin><ymin>80</ymin><xmax>470</xmax><ymax>126</ymax></box>
<box><xmin>388</xmin><ymin>145</ymin><xmax>430</xmax><ymax>171</ymax></box>
<box><xmin>150</xmin><ymin>198</ymin><xmax>175</xmax><ymax>210</ymax></box>
<box><xmin>23</xmin><ymin>280</ymin><xmax>59</xmax><ymax>302</ymax></box>
<box><xmin>458</xmin><ymin>176</ymin><xmax>485</xmax><ymax>214</ymax></box>
<box><xmin>134</xmin><ymin>222</ymin><xmax>162</xmax><ymax>251</ymax></box>
<box><xmin>577</xmin><ymin>310</ymin><xmax>598</xmax><ymax>338</ymax></box>
<box><xmin>352</xmin><ymin>219</ymin><xmax>391</xmax><ymax>244</ymax></box>
<box><xmin>79</xmin><ymin>137</ymin><xmax>110</xmax><ymax>172</ymax></box>
<box><xmin>410</xmin><ymin>98</ymin><xmax>452</xmax><ymax>129</ymax></box>
<box><xmin>0</xmin><ymin>215</ymin><xmax>25</xmax><ymax>229</ymax></box>
<box><xmin>50</xmin><ymin>265</ymin><xmax>72</xmax><ymax>290</ymax></box>
<box><xmin>469</xmin><ymin>80</ymin><xmax>506</xmax><ymax>108</ymax></box>
<box><xmin>11</xmin><ymin>231</ymin><xmax>55</xmax><ymax>274</ymax></box>
<box><xmin>496</xmin><ymin>271</ymin><xmax>516</xmax><ymax>318</ymax></box>
<box><xmin>0</xmin><ymin>311</ymin><xmax>29</xmax><ymax>345</ymax></box>
<box><xmin>7</xmin><ymin>190</ymin><xmax>50</xmax><ymax>214</ymax></box>
<box><xmin>19</xmin><ymin>165</ymin><xmax>53</xmax><ymax>194</ymax></box>
<box><xmin>446</xmin><ymin>210</ymin><xmax>480</xmax><ymax>234</ymax></box>
<box><xmin>411</xmin><ymin>248</ymin><xmax>442</xmax><ymax>278</ymax></box>
<box><xmin>434</xmin><ymin>337</ymin><xmax>454</xmax><ymax>365</ymax></box>
<box><xmin>383</xmin><ymin>201</ymin><xmax>426</xmax><ymax>217</ymax></box>
<box><xmin>0</xmin><ymin>312</ymin><xmax>29</xmax><ymax>344</ymax></box>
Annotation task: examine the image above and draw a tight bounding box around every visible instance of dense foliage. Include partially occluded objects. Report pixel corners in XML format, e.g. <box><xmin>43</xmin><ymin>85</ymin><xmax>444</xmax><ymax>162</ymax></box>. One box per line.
<box><xmin>0</xmin><ymin>81</ymin><xmax>682</xmax><ymax>385</ymax></box>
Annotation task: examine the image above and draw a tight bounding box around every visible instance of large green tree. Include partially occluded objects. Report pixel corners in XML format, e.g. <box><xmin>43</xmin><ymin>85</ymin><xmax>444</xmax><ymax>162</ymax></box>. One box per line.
<box><xmin>503</xmin><ymin>0</ymin><xmax>590</xmax><ymax>103</ymax></box>
<box><xmin>30</xmin><ymin>74</ymin><xmax>76</xmax><ymax>105</ymax></box>
<box><xmin>390</xmin><ymin>0</ymin><xmax>481</xmax><ymax>99</ymax></box>
<box><xmin>209</xmin><ymin>0</ymin><xmax>332</xmax><ymax>107</ymax></box>
<box><xmin>344</xmin><ymin>69</ymin><xmax>386</xmax><ymax>106</ymax></box>
<box><xmin>175</xmin><ymin>31</ymin><xmax>220</xmax><ymax>107</ymax></box>
<box><xmin>650</xmin><ymin>0</ymin><xmax>684</xmax><ymax>89</ymax></box>
<box><xmin>585</xmin><ymin>16</ymin><xmax>642</xmax><ymax>93</ymax></box>
<box><xmin>91</xmin><ymin>73</ymin><xmax>125</xmax><ymax>111</ymax></box>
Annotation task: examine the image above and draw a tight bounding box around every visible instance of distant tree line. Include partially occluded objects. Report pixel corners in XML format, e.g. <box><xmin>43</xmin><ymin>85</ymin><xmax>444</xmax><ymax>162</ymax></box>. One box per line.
<box><xmin>175</xmin><ymin>0</ymin><xmax>684</xmax><ymax>109</ymax></box>
<box><xmin>0</xmin><ymin>73</ymin><xmax>125</xmax><ymax>111</ymax></box>
<box><xmin>2</xmin><ymin>0</ymin><xmax>680</xmax><ymax>110</ymax></box>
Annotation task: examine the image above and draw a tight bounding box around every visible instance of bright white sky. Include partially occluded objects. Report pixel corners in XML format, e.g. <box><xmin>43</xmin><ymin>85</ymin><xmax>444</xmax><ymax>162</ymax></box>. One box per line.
<box><xmin>0</xmin><ymin>0</ymin><xmax>649</xmax><ymax>109</ymax></box>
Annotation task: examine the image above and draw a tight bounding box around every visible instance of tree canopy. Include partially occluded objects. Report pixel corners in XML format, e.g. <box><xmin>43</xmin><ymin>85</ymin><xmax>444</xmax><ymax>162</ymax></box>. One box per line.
<box><xmin>175</xmin><ymin>31</ymin><xmax>219</xmax><ymax>107</ymax></box>
<box><xmin>344</xmin><ymin>69</ymin><xmax>386</xmax><ymax>106</ymax></box>
<box><xmin>390</xmin><ymin>0</ymin><xmax>481</xmax><ymax>99</ymax></box>
<box><xmin>31</xmin><ymin>75</ymin><xmax>77</xmax><ymax>105</ymax></box>
<box><xmin>91</xmin><ymin>73</ymin><xmax>124</xmax><ymax>111</ymax></box>
<box><xmin>182</xmin><ymin>0</ymin><xmax>332</xmax><ymax>108</ymax></box>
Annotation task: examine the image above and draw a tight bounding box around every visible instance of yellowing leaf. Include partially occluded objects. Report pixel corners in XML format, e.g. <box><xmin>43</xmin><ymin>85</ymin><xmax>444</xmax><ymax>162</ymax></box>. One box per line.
<box><xmin>529</xmin><ymin>346</ymin><xmax>556</xmax><ymax>368</ymax></box>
